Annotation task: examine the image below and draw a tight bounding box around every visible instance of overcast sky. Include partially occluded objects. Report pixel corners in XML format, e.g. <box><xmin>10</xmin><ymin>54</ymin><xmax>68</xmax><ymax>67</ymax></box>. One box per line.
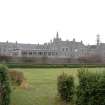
<box><xmin>0</xmin><ymin>0</ymin><xmax>105</xmax><ymax>45</ymax></box>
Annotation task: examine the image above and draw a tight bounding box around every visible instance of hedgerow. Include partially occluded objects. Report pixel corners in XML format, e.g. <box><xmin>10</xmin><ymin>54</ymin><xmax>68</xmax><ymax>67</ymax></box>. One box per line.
<box><xmin>5</xmin><ymin>63</ymin><xmax>105</xmax><ymax>69</ymax></box>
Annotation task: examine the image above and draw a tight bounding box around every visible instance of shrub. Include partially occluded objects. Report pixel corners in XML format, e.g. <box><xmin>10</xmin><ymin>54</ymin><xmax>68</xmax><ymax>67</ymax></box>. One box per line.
<box><xmin>76</xmin><ymin>68</ymin><xmax>105</xmax><ymax>105</ymax></box>
<box><xmin>57</xmin><ymin>72</ymin><xmax>74</xmax><ymax>103</ymax></box>
<box><xmin>0</xmin><ymin>64</ymin><xmax>11</xmax><ymax>105</ymax></box>
<box><xmin>9</xmin><ymin>70</ymin><xmax>25</xmax><ymax>86</ymax></box>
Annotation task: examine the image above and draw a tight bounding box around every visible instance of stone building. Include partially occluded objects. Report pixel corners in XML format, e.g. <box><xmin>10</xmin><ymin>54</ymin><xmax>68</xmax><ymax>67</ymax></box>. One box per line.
<box><xmin>0</xmin><ymin>32</ymin><xmax>104</xmax><ymax>61</ymax></box>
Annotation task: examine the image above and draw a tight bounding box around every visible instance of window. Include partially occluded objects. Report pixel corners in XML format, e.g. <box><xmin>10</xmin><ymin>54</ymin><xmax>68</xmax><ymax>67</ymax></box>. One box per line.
<box><xmin>38</xmin><ymin>52</ymin><xmax>42</xmax><ymax>55</ymax></box>
<box><xmin>22</xmin><ymin>51</ymin><xmax>27</xmax><ymax>55</ymax></box>
<box><xmin>33</xmin><ymin>52</ymin><xmax>37</xmax><ymax>55</ymax></box>
<box><xmin>48</xmin><ymin>52</ymin><xmax>51</xmax><ymax>56</ymax></box>
<box><xmin>29</xmin><ymin>52</ymin><xmax>32</xmax><ymax>55</ymax></box>
<box><xmin>44</xmin><ymin>52</ymin><xmax>47</xmax><ymax>55</ymax></box>
<box><xmin>62</xmin><ymin>48</ymin><xmax>65</xmax><ymax>51</ymax></box>
<box><xmin>62</xmin><ymin>48</ymin><xmax>69</xmax><ymax>52</ymax></box>
<box><xmin>66</xmin><ymin>48</ymin><xmax>68</xmax><ymax>51</ymax></box>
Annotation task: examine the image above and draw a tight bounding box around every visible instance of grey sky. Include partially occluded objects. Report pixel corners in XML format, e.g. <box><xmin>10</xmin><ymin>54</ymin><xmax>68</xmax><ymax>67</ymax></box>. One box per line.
<box><xmin>0</xmin><ymin>0</ymin><xmax>105</xmax><ymax>45</ymax></box>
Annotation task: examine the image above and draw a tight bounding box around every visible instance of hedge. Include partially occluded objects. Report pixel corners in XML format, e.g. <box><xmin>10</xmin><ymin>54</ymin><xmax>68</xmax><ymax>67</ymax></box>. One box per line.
<box><xmin>4</xmin><ymin>63</ymin><xmax>105</xmax><ymax>68</ymax></box>
<box><xmin>57</xmin><ymin>72</ymin><xmax>74</xmax><ymax>103</ymax></box>
<box><xmin>0</xmin><ymin>65</ymin><xmax>11</xmax><ymax>105</ymax></box>
<box><xmin>76</xmin><ymin>68</ymin><xmax>105</xmax><ymax>105</ymax></box>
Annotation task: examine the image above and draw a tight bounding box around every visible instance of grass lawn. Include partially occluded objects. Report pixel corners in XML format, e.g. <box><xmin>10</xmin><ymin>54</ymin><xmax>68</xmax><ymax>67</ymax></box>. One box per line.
<box><xmin>10</xmin><ymin>68</ymin><xmax>105</xmax><ymax>105</ymax></box>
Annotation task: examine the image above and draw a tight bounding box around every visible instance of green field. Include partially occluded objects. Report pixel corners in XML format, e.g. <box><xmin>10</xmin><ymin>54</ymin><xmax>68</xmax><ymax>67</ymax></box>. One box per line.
<box><xmin>10</xmin><ymin>68</ymin><xmax>105</xmax><ymax>105</ymax></box>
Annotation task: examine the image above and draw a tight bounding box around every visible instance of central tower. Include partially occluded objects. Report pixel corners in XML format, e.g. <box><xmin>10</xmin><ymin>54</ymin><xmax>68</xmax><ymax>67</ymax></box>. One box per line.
<box><xmin>96</xmin><ymin>34</ymin><xmax>100</xmax><ymax>46</ymax></box>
